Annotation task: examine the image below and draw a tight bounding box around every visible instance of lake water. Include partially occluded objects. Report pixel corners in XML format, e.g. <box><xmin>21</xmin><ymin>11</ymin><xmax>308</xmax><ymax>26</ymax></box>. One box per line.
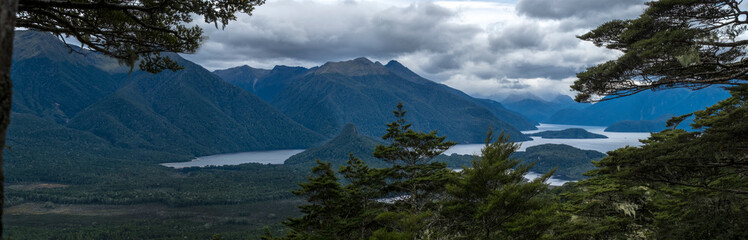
<box><xmin>443</xmin><ymin>124</ymin><xmax>652</xmax><ymax>156</ymax></box>
<box><xmin>161</xmin><ymin>149</ymin><xmax>305</xmax><ymax>168</ymax></box>
<box><xmin>161</xmin><ymin>124</ymin><xmax>654</xmax><ymax>185</ymax></box>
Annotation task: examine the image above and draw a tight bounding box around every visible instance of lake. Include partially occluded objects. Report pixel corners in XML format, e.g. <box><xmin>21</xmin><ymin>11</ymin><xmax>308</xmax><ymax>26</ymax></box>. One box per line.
<box><xmin>161</xmin><ymin>149</ymin><xmax>305</xmax><ymax>168</ymax></box>
<box><xmin>443</xmin><ymin>123</ymin><xmax>652</xmax><ymax>155</ymax></box>
<box><xmin>161</xmin><ymin>123</ymin><xmax>654</xmax><ymax>185</ymax></box>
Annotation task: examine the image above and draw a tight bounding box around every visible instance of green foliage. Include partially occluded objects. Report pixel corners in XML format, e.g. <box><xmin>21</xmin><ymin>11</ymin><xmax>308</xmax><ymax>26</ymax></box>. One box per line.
<box><xmin>445</xmin><ymin>131</ymin><xmax>559</xmax><ymax>239</ymax></box>
<box><xmin>373</xmin><ymin>103</ymin><xmax>457</xmax><ymax>211</ymax></box>
<box><xmin>556</xmin><ymin>85</ymin><xmax>748</xmax><ymax>239</ymax></box>
<box><xmin>574</xmin><ymin>0</ymin><xmax>747</xmax><ymax>102</ymax></box>
<box><xmin>254</xmin><ymin>58</ymin><xmax>531</xmax><ymax>143</ymax></box>
<box><xmin>16</xmin><ymin>0</ymin><xmax>264</xmax><ymax>73</ymax></box>
<box><xmin>283</xmin><ymin>160</ymin><xmax>348</xmax><ymax>239</ymax></box>
<box><xmin>513</xmin><ymin>144</ymin><xmax>606</xmax><ymax>180</ymax></box>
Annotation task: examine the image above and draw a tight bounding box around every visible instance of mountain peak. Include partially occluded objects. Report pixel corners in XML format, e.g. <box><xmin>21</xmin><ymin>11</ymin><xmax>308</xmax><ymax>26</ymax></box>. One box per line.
<box><xmin>316</xmin><ymin>57</ymin><xmax>390</xmax><ymax>76</ymax></box>
<box><xmin>384</xmin><ymin>60</ymin><xmax>431</xmax><ymax>84</ymax></box>
<box><xmin>340</xmin><ymin>123</ymin><xmax>359</xmax><ymax>136</ymax></box>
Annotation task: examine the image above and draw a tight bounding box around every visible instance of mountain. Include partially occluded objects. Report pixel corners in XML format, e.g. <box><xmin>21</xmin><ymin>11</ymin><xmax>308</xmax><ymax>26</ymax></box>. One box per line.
<box><xmin>284</xmin><ymin>123</ymin><xmax>387</xmax><ymax>168</ymax></box>
<box><xmin>285</xmin><ymin>123</ymin><xmax>476</xmax><ymax>169</ymax></box>
<box><xmin>215</xmin><ymin>58</ymin><xmax>534</xmax><ymax>143</ymax></box>
<box><xmin>9</xmin><ymin>31</ymin><xmax>325</xmax><ymax>156</ymax></box>
<box><xmin>546</xmin><ymin>87</ymin><xmax>730</xmax><ymax>126</ymax></box>
<box><xmin>502</xmin><ymin>94</ymin><xmax>589</xmax><ymax>122</ymax></box>
<box><xmin>604</xmin><ymin>119</ymin><xmax>668</xmax><ymax>132</ymax></box>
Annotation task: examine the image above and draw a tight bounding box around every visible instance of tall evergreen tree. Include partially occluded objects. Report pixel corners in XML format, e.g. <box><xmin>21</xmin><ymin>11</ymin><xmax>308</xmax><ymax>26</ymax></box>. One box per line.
<box><xmin>338</xmin><ymin>154</ymin><xmax>386</xmax><ymax>239</ymax></box>
<box><xmin>282</xmin><ymin>160</ymin><xmax>347</xmax><ymax>240</ymax></box>
<box><xmin>558</xmin><ymin>86</ymin><xmax>748</xmax><ymax>239</ymax></box>
<box><xmin>445</xmin><ymin>130</ymin><xmax>558</xmax><ymax>240</ymax></box>
<box><xmin>373</xmin><ymin>102</ymin><xmax>457</xmax><ymax>212</ymax></box>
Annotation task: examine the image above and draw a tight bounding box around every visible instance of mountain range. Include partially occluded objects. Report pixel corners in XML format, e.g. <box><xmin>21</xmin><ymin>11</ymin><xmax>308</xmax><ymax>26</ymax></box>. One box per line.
<box><xmin>8</xmin><ymin>30</ymin><xmax>542</xmax><ymax>167</ymax></box>
<box><xmin>545</xmin><ymin>87</ymin><xmax>730</xmax><ymax>127</ymax></box>
<box><xmin>214</xmin><ymin>58</ymin><xmax>535</xmax><ymax>143</ymax></box>
<box><xmin>9</xmin><ymin>31</ymin><xmax>325</xmax><ymax>157</ymax></box>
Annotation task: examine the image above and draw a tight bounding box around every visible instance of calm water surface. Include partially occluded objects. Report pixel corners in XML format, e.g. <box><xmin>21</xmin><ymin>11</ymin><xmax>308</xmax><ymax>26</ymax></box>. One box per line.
<box><xmin>161</xmin><ymin>149</ymin><xmax>305</xmax><ymax>168</ymax></box>
<box><xmin>443</xmin><ymin>124</ymin><xmax>652</xmax><ymax>156</ymax></box>
<box><xmin>162</xmin><ymin>124</ymin><xmax>654</xmax><ymax>185</ymax></box>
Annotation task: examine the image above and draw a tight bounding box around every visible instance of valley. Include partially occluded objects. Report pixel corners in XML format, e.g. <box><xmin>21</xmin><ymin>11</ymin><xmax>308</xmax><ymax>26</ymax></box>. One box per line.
<box><xmin>3</xmin><ymin>30</ymin><xmax>740</xmax><ymax>239</ymax></box>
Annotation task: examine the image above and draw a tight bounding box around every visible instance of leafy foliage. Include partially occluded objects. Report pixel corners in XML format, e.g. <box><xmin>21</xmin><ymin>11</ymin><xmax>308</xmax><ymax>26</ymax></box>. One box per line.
<box><xmin>16</xmin><ymin>0</ymin><xmax>264</xmax><ymax>72</ymax></box>
<box><xmin>557</xmin><ymin>85</ymin><xmax>748</xmax><ymax>239</ymax></box>
<box><xmin>445</xmin><ymin>131</ymin><xmax>559</xmax><ymax>240</ymax></box>
<box><xmin>574</xmin><ymin>0</ymin><xmax>748</xmax><ymax>102</ymax></box>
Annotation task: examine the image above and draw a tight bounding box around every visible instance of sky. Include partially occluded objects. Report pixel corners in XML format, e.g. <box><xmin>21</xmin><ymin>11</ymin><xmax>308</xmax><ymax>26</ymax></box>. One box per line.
<box><xmin>181</xmin><ymin>0</ymin><xmax>649</xmax><ymax>101</ymax></box>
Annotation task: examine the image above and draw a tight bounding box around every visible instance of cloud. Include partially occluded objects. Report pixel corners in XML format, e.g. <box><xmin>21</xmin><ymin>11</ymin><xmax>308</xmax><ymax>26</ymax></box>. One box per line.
<box><xmin>182</xmin><ymin>0</ymin><xmax>646</xmax><ymax>100</ymax></box>
<box><xmin>186</xmin><ymin>0</ymin><xmax>478</xmax><ymax>70</ymax></box>
<box><xmin>516</xmin><ymin>0</ymin><xmax>646</xmax><ymax>20</ymax></box>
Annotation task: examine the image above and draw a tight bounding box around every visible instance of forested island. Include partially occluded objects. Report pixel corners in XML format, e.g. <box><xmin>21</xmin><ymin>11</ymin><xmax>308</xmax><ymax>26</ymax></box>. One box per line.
<box><xmin>528</xmin><ymin>128</ymin><xmax>608</xmax><ymax>139</ymax></box>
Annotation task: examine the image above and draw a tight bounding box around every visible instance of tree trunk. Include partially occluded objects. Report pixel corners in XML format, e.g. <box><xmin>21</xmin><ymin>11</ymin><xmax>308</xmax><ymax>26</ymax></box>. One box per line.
<box><xmin>0</xmin><ymin>0</ymin><xmax>18</xmax><ymax>236</ymax></box>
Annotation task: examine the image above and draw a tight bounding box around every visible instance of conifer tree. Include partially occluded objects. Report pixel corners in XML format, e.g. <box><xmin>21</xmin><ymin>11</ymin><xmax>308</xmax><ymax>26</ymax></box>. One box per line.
<box><xmin>338</xmin><ymin>154</ymin><xmax>386</xmax><ymax>239</ymax></box>
<box><xmin>445</xmin><ymin>130</ymin><xmax>558</xmax><ymax>239</ymax></box>
<box><xmin>373</xmin><ymin>102</ymin><xmax>456</xmax><ymax>212</ymax></box>
<box><xmin>282</xmin><ymin>160</ymin><xmax>347</xmax><ymax>239</ymax></box>
<box><xmin>558</xmin><ymin>86</ymin><xmax>748</xmax><ymax>239</ymax></box>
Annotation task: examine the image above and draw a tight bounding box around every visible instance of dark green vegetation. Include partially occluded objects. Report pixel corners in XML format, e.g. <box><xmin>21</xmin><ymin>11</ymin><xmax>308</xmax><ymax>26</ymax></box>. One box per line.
<box><xmin>11</xmin><ymin>31</ymin><xmax>324</xmax><ymax>156</ymax></box>
<box><xmin>573</xmin><ymin>0</ymin><xmax>748</xmax><ymax>102</ymax></box>
<box><xmin>285</xmin><ymin>123</ymin><xmax>474</xmax><ymax>170</ymax></box>
<box><xmin>285</xmin><ymin>123</ymin><xmax>386</xmax><ymax>168</ymax></box>
<box><xmin>513</xmin><ymin>144</ymin><xmax>605</xmax><ymax>180</ymax></box>
<box><xmin>215</xmin><ymin>58</ymin><xmax>535</xmax><ymax>143</ymax></box>
<box><xmin>267</xmin><ymin>107</ymin><xmax>559</xmax><ymax>240</ymax></box>
<box><xmin>528</xmin><ymin>128</ymin><xmax>607</xmax><ymax>139</ymax></box>
<box><xmin>605</xmin><ymin>119</ymin><xmax>667</xmax><ymax>132</ymax></box>
<box><xmin>4</xmin><ymin>31</ymin><xmax>324</xmax><ymax>239</ymax></box>
<box><xmin>267</xmin><ymin>83</ymin><xmax>748</xmax><ymax>240</ymax></box>
<box><xmin>557</xmin><ymin>86</ymin><xmax>748</xmax><ymax>239</ymax></box>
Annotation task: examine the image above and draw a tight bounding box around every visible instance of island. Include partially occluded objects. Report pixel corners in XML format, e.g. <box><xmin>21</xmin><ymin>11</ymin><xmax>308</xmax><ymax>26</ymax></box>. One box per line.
<box><xmin>528</xmin><ymin>128</ymin><xmax>608</xmax><ymax>139</ymax></box>
<box><xmin>513</xmin><ymin>144</ymin><xmax>607</xmax><ymax>180</ymax></box>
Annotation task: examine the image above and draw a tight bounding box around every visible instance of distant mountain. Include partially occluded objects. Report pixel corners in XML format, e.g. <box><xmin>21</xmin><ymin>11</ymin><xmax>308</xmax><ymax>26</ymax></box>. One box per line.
<box><xmin>284</xmin><ymin>123</ymin><xmax>386</xmax><ymax>168</ymax></box>
<box><xmin>604</xmin><ymin>120</ymin><xmax>667</xmax><ymax>132</ymax></box>
<box><xmin>528</xmin><ymin>128</ymin><xmax>607</xmax><ymax>139</ymax></box>
<box><xmin>215</xmin><ymin>58</ymin><xmax>534</xmax><ymax>143</ymax></box>
<box><xmin>212</xmin><ymin>65</ymin><xmax>270</xmax><ymax>97</ymax></box>
<box><xmin>502</xmin><ymin>95</ymin><xmax>589</xmax><ymax>122</ymax></box>
<box><xmin>546</xmin><ymin>87</ymin><xmax>730</xmax><ymax>126</ymax></box>
<box><xmin>9</xmin><ymin>31</ymin><xmax>325</xmax><ymax>156</ymax></box>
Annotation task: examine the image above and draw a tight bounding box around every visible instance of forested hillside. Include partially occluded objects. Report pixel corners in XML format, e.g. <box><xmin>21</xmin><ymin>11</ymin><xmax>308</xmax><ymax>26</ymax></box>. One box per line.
<box><xmin>215</xmin><ymin>58</ymin><xmax>535</xmax><ymax>143</ymax></box>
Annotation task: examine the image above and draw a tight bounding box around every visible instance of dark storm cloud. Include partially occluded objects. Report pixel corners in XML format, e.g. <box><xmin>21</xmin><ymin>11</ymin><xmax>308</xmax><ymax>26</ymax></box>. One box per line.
<box><xmin>182</xmin><ymin>0</ymin><xmax>647</xmax><ymax>99</ymax></box>
<box><xmin>516</xmin><ymin>0</ymin><xmax>646</xmax><ymax>20</ymax></box>
<box><xmin>191</xmin><ymin>1</ymin><xmax>479</xmax><ymax>68</ymax></box>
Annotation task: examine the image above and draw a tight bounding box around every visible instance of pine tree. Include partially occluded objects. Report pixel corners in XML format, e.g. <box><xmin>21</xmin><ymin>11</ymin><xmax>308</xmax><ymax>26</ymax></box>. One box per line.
<box><xmin>282</xmin><ymin>160</ymin><xmax>347</xmax><ymax>240</ymax></box>
<box><xmin>445</xmin><ymin>130</ymin><xmax>558</xmax><ymax>239</ymax></box>
<box><xmin>373</xmin><ymin>102</ymin><xmax>456</xmax><ymax>212</ymax></box>
<box><xmin>338</xmin><ymin>154</ymin><xmax>386</xmax><ymax>239</ymax></box>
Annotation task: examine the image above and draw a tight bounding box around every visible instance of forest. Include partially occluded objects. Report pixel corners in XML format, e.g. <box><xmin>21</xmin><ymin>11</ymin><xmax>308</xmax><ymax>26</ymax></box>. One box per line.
<box><xmin>261</xmin><ymin>89</ymin><xmax>748</xmax><ymax>239</ymax></box>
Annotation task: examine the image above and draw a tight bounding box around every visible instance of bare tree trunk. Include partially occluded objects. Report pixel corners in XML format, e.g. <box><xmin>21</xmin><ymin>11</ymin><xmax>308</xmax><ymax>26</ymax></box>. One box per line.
<box><xmin>0</xmin><ymin>0</ymin><xmax>18</xmax><ymax>236</ymax></box>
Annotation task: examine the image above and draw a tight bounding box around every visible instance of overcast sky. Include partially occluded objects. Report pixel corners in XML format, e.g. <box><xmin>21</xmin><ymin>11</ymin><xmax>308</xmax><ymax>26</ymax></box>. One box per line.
<box><xmin>181</xmin><ymin>0</ymin><xmax>648</xmax><ymax>101</ymax></box>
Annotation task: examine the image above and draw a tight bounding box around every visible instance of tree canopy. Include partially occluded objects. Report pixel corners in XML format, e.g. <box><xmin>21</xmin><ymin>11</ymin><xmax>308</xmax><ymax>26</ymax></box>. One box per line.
<box><xmin>574</xmin><ymin>0</ymin><xmax>748</xmax><ymax>102</ymax></box>
<box><xmin>0</xmin><ymin>0</ymin><xmax>265</xmax><ymax>236</ymax></box>
<box><xmin>14</xmin><ymin>0</ymin><xmax>264</xmax><ymax>72</ymax></box>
